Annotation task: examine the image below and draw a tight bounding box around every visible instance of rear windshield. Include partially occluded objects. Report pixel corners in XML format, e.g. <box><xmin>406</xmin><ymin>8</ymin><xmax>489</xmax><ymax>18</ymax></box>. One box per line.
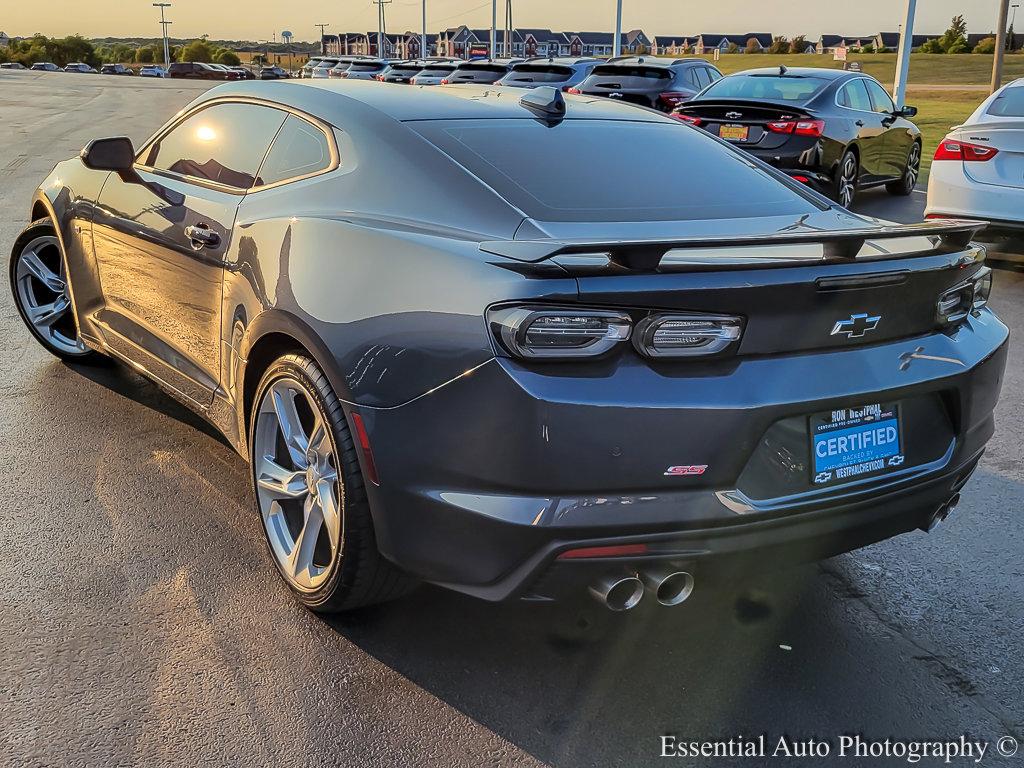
<box><xmin>700</xmin><ymin>75</ymin><xmax>830</xmax><ymax>102</ymax></box>
<box><xmin>414</xmin><ymin>119</ymin><xmax>822</xmax><ymax>222</ymax></box>
<box><xmin>350</xmin><ymin>62</ymin><xmax>384</xmax><ymax>72</ymax></box>
<box><xmin>419</xmin><ymin>65</ymin><xmax>456</xmax><ymax>75</ymax></box>
<box><xmin>506</xmin><ymin>64</ymin><xmax>574</xmax><ymax>82</ymax></box>
<box><xmin>590</xmin><ymin>65</ymin><xmax>670</xmax><ymax>80</ymax></box>
<box><xmin>457</xmin><ymin>63</ymin><xmax>508</xmax><ymax>74</ymax></box>
<box><xmin>987</xmin><ymin>87</ymin><xmax>1024</xmax><ymax>116</ymax></box>
<box><xmin>388</xmin><ymin>66</ymin><xmax>422</xmax><ymax>75</ymax></box>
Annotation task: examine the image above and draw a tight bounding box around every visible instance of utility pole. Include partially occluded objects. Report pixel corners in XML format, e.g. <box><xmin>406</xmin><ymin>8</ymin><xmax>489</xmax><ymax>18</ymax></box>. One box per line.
<box><xmin>315</xmin><ymin>23</ymin><xmax>329</xmax><ymax>54</ymax></box>
<box><xmin>613</xmin><ymin>0</ymin><xmax>623</xmax><ymax>57</ymax></box>
<box><xmin>373</xmin><ymin>0</ymin><xmax>392</xmax><ymax>57</ymax></box>
<box><xmin>504</xmin><ymin>0</ymin><xmax>513</xmax><ymax>57</ymax></box>
<box><xmin>421</xmin><ymin>0</ymin><xmax>427</xmax><ymax>58</ymax></box>
<box><xmin>153</xmin><ymin>3</ymin><xmax>172</xmax><ymax>68</ymax></box>
<box><xmin>892</xmin><ymin>0</ymin><xmax>916</xmax><ymax>108</ymax></box>
<box><xmin>993</xmin><ymin>0</ymin><xmax>1011</xmax><ymax>93</ymax></box>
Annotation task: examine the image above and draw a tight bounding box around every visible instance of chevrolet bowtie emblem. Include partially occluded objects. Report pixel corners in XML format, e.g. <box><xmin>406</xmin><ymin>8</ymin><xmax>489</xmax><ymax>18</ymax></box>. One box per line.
<box><xmin>831</xmin><ymin>313</ymin><xmax>881</xmax><ymax>338</ymax></box>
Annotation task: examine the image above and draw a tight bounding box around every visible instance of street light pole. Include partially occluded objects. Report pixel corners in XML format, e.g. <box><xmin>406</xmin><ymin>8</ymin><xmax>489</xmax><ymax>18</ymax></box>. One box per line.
<box><xmin>153</xmin><ymin>3</ymin><xmax>172</xmax><ymax>68</ymax></box>
<box><xmin>892</xmin><ymin>0</ymin><xmax>916</xmax><ymax>108</ymax></box>
<box><xmin>491</xmin><ymin>0</ymin><xmax>497</xmax><ymax>59</ymax></box>
<box><xmin>993</xmin><ymin>0</ymin><xmax>1011</xmax><ymax>93</ymax></box>
<box><xmin>421</xmin><ymin>0</ymin><xmax>427</xmax><ymax>59</ymax></box>
<box><xmin>613</xmin><ymin>0</ymin><xmax>623</xmax><ymax>58</ymax></box>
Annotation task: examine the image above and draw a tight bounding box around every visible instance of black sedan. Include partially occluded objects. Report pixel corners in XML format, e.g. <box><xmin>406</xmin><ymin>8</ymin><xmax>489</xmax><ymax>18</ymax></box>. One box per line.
<box><xmin>673</xmin><ymin>67</ymin><xmax>921</xmax><ymax>207</ymax></box>
<box><xmin>9</xmin><ymin>82</ymin><xmax>1005</xmax><ymax>614</ymax></box>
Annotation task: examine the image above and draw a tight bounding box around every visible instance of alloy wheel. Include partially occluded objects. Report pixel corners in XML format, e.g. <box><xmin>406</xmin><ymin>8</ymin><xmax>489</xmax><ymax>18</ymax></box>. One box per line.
<box><xmin>254</xmin><ymin>377</ymin><xmax>342</xmax><ymax>592</ymax></box>
<box><xmin>13</xmin><ymin>235</ymin><xmax>89</xmax><ymax>356</ymax></box>
<box><xmin>838</xmin><ymin>155</ymin><xmax>857</xmax><ymax>208</ymax></box>
<box><xmin>905</xmin><ymin>144</ymin><xmax>921</xmax><ymax>192</ymax></box>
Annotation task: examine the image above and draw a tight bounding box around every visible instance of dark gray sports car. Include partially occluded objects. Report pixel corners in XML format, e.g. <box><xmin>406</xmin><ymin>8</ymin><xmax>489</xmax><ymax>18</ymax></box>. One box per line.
<box><xmin>10</xmin><ymin>80</ymin><xmax>1007</xmax><ymax>613</ymax></box>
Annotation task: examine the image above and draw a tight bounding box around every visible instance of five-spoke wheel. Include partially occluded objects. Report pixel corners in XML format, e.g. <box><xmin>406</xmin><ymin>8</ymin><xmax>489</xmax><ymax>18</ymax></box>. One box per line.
<box><xmin>10</xmin><ymin>224</ymin><xmax>92</xmax><ymax>359</ymax></box>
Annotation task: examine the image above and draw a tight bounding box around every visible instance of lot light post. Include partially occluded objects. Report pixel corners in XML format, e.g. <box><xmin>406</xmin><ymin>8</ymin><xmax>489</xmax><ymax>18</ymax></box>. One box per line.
<box><xmin>491</xmin><ymin>0</ymin><xmax>497</xmax><ymax>59</ymax></box>
<box><xmin>421</xmin><ymin>1</ymin><xmax>427</xmax><ymax>59</ymax></box>
<box><xmin>892</xmin><ymin>0</ymin><xmax>915</xmax><ymax>108</ymax></box>
<box><xmin>613</xmin><ymin>0</ymin><xmax>623</xmax><ymax>57</ymax></box>
<box><xmin>993</xmin><ymin>0</ymin><xmax>1011</xmax><ymax>93</ymax></box>
<box><xmin>153</xmin><ymin>3</ymin><xmax>171</xmax><ymax>68</ymax></box>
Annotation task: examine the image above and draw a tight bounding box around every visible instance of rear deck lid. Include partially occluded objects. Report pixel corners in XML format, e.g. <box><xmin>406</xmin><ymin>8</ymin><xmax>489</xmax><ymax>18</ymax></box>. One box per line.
<box><xmin>956</xmin><ymin>121</ymin><xmax>1024</xmax><ymax>189</ymax></box>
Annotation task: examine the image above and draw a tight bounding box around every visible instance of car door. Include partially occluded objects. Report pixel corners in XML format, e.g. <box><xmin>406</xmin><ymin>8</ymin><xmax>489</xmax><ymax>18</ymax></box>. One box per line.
<box><xmin>863</xmin><ymin>77</ymin><xmax>912</xmax><ymax>179</ymax></box>
<box><xmin>835</xmin><ymin>78</ymin><xmax>887</xmax><ymax>181</ymax></box>
<box><xmin>91</xmin><ymin>101</ymin><xmax>288</xmax><ymax>407</ymax></box>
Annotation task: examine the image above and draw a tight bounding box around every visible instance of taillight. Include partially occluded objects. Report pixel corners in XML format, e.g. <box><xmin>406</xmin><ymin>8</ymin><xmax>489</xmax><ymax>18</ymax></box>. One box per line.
<box><xmin>557</xmin><ymin>544</ymin><xmax>650</xmax><ymax>560</ymax></box>
<box><xmin>672</xmin><ymin>113</ymin><xmax>702</xmax><ymax>126</ymax></box>
<box><xmin>340</xmin><ymin>71</ymin><xmax>349</xmax><ymax>78</ymax></box>
<box><xmin>632</xmin><ymin>314</ymin><xmax>743</xmax><ymax>358</ymax></box>
<box><xmin>933</xmin><ymin>138</ymin><xmax>997</xmax><ymax>162</ymax></box>
<box><xmin>488</xmin><ymin>306</ymin><xmax>631</xmax><ymax>360</ymax></box>
<box><xmin>566</xmin><ymin>86</ymin><xmax>582</xmax><ymax>94</ymax></box>
<box><xmin>766</xmin><ymin>119</ymin><xmax>824</xmax><ymax>136</ymax></box>
<box><xmin>440</xmin><ymin>78</ymin><xmax>449</xmax><ymax>85</ymax></box>
<box><xmin>658</xmin><ymin>91</ymin><xmax>688</xmax><ymax>107</ymax></box>
<box><xmin>936</xmin><ymin>267</ymin><xmax>992</xmax><ymax>325</ymax></box>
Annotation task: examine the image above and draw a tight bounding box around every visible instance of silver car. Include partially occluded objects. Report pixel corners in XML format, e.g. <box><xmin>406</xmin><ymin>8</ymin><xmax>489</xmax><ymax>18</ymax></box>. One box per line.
<box><xmin>497</xmin><ymin>57</ymin><xmax>600</xmax><ymax>90</ymax></box>
<box><xmin>445</xmin><ymin>58</ymin><xmax>523</xmax><ymax>86</ymax></box>
<box><xmin>409</xmin><ymin>61</ymin><xmax>458</xmax><ymax>86</ymax></box>
<box><xmin>341</xmin><ymin>58</ymin><xmax>390</xmax><ymax>81</ymax></box>
<box><xmin>311</xmin><ymin>57</ymin><xmax>341</xmax><ymax>79</ymax></box>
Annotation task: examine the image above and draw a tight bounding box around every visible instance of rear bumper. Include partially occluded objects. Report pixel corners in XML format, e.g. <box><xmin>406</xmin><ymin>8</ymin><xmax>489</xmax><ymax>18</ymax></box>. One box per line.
<box><xmin>354</xmin><ymin>312</ymin><xmax>1008</xmax><ymax>601</ymax></box>
<box><xmin>926</xmin><ymin>165</ymin><xmax>1024</xmax><ymax>237</ymax></box>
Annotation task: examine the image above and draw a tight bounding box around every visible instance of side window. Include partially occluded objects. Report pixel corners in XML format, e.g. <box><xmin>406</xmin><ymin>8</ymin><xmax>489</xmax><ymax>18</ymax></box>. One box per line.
<box><xmin>838</xmin><ymin>80</ymin><xmax>872</xmax><ymax>112</ymax></box>
<box><xmin>706</xmin><ymin>67</ymin><xmax>722</xmax><ymax>83</ymax></box>
<box><xmin>146</xmin><ymin>103</ymin><xmax>287</xmax><ymax>190</ymax></box>
<box><xmin>864</xmin><ymin>79</ymin><xmax>896</xmax><ymax>114</ymax></box>
<box><xmin>257</xmin><ymin>115</ymin><xmax>334</xmax><ymax>187</ymax></box>
<box><xmin>683</xmin><ymin>68</ymin><xmax>700</xmax><ymax>89</ymax></box>
<box><xmin>695</xmin><ymin>68</ymin><xmax>712</xmax><ymax>89</ymax></box>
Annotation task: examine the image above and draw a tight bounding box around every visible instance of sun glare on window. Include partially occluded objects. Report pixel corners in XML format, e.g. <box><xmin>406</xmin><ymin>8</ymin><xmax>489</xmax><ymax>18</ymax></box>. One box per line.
<box><xmin>196</xmin><ymin>125</ymin><xmax>217</xmax><ymax>142</ymax></box>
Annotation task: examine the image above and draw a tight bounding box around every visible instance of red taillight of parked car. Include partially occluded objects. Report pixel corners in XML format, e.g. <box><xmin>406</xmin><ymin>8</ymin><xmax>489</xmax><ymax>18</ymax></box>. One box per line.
<box><xmin>557</xmin><ymin>544</ymin><xmax>650</xmax><ymax>560</ymax></box>
<box><xmin>765</xmin><ymin>119</ymin><xmax>825</xmax><ymax>137</ymax></box>
<box><xmin>440</xmin><ymin>78</ymin><xmax>450</xmax><ymax>85</ymax></box>
<box><xmin>658</xmin><ymin>92</ymin><xmax>688</xmax><ymax>108</ymax></box>
<box><xmin>565</xmin><ymin>86</ymin><xmax>582</xmax><ymax>95</ymax></box>
<box><xmin>933</xmin><ymin>139</ymin><xmax>998</xmax><ymax>162</ymax></box>
<box><xmin>671</xmin><ymin>113</ymin><xmax>702</xmax><ymax>126</ymax></box>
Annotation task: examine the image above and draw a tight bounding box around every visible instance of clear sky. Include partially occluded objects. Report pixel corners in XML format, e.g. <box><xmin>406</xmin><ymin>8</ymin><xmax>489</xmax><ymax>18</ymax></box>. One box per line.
<box><xmin>3</xmin><ymin>0</ymin><xmax>1006</xmax><ymax>43</ymax></box>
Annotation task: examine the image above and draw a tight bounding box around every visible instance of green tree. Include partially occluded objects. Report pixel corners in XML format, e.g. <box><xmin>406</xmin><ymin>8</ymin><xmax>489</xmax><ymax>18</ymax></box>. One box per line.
<box><xmin>938</xmin><ymin>15</ymin><xmax>968</xmax><ymax>53</ymax></box>
<box><xmin>861</xmin><ymin>43</ymin><xmax>875</xmax><ymax>53</ymax></box>
<box><xmin>252</xmin><ymin>53</ymin><xmax>267</xmax><ymax>66</ymax></box>
<box><xmin>768</xmin><ymin>36</ymin><xmax>789</xmax><ymax>54</ymax></box>
<box><xmin>726</xmin><ymin>42</ymin><xmax>739</xmax><ymax>53</ymax></box>
<box><xmin>788</xmin><ymin>35</ymin><xmax>807</xmax><ymax>54</ymax></box>
<box><xmin>973</xmin><ymin>36</ymin><xmax>997</xmax><ymax>54</ymax></box>
<box><xmin>920</xmin><ymin>38</ymin><xmax>944</xmax><ymax>53</ymax></box>
<box><xmin>135</xmin><ymin>46</ymin><xmax>156</xmax><ymax>63</ymax></box>
<box><xmin>177</xmin><ymin>39</ymin><xmax>214</xmax><ymax>62</ymax></box>
<box><xmin>745</xmin><ymin>38</ymin><xmax>761</xmax><ymax>53</ymax></box>
<box><xmin>216</xmin><ymin>50</ymin><xmax>241</xmax><ymax>66</ymax></box>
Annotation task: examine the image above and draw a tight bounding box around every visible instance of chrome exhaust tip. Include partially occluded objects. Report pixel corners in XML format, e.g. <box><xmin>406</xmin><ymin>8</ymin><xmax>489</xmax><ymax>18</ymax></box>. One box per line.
<box><xmin>641</xmin><ymin>569</ymin><xmax>695</xmax><ymax>607</ymax></box>
<box><xmin>924</xmin><ymin>493</ymin><xmax>961</xmax><ymax>532</ymax></box>
<box><xmin>588</xmin><ymin>574</ymin><xmax>644</xmax><ymax>611</ymax></box>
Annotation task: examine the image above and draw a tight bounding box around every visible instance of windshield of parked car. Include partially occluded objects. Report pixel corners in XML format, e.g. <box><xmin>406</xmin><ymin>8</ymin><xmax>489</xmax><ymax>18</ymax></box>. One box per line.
<box><xmin>350</xmin><ymin>62</ymin><xmax>385</xmax><ymax>72</ymax></box>
<box><xmin>418</xmin><ymin>65</ymin><xmax>456</xmax><ymax>75</ymax></box>
<box><xmin>415</xmin><ymin>118</ymin><xmax>824</xmax><ymax>222</ymax></box>
<box><xmin>987</xmin><ymin>86</ymin><xmax>1024</xmax><ymax>116</ymax></box>
<box><xmin>456</xmin><ymin>63</ymin><xmax>509</xmax><ymax>74</ymax></box>
<box><xmin>504</xmin><ymin>64</ymin><xmax>575</xmax><ymax>82</ymax></box>
<box><xmin>699</xmin><ymin>74</ymin><xmax>831</xmax><ymax>102</ymax></box>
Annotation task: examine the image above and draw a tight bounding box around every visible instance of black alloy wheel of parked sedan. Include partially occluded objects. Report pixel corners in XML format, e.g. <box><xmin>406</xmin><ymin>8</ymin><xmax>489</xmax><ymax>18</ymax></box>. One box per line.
<box><xmin>672</xmin><ymin>67</ymin><xmax>921</xmax><ymax>208</ymax></box>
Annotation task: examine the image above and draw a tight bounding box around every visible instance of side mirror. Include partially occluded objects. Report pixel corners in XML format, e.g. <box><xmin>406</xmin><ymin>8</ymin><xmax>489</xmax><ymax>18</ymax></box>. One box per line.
<box><xmin>898</xmin><ymin>105</ymin><xmax>918</xmax><ymax>118</ymax></box>
<box><xmin>80</xmin><ymin>137</ymin><xmax>136</xmax><ymax>174</ymax></box>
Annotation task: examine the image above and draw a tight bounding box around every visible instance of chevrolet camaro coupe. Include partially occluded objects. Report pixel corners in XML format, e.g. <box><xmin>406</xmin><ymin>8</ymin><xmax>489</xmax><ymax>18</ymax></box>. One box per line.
<box><xmin>10</xmin><ymin>81</ymin><xmax>1007</xmax><ymax>613</ymax></box>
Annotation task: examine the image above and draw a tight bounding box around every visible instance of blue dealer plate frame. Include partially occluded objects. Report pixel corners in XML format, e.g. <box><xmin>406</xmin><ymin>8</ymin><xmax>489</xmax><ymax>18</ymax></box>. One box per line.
<box><xmin>809</xmin><ymin>403</ymin><xmax>905</xmax><ymax>486</ymax></box>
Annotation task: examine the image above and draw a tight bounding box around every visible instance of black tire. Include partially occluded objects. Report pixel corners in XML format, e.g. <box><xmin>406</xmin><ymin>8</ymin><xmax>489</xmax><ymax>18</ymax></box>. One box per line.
<box><xmin>250</xmin><ymin>353</ymin><xmax>416</xmax><ymax>612</ymax></box>
<box><xmin>831</xmin><ymin>150</ymin><xmax>859</xmax><ymax>208</ymax></box>
<box><xmin>886</xmin><ymin>141</ymin><xmax>922</xmax><ymax>196</ymax></box>
<box><xmin>9</xmin><ymin>219</ymin><xmax>101</xmax><ymax>364</ymax></box>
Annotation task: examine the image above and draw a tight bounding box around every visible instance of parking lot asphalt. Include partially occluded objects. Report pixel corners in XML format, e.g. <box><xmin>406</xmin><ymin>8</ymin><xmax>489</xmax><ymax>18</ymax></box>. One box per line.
<box><xmin>1</xmin><ymin>71</ymin><xmax>1022</xmax><ymax>767</ymax></box>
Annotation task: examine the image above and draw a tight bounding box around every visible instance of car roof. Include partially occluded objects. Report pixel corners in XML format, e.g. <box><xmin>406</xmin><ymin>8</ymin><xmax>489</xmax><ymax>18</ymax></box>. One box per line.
<box><xmin>519</xmin><ymin>56</ymin><xmax>598</xmax><ymax>65</ymax></box>
<box><xmin>198</xmin><ymin>79</ymin><xmax>676</xmax><ymax>124</ymax></box>
<box><xmin>600</xmin><ymin>56</ymin><xmax>705</xmax><ymax>67</ymax></box>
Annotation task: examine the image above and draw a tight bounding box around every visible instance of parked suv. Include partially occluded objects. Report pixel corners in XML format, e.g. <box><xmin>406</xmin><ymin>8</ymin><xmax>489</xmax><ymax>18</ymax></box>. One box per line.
<box><xmin>409</xmin><ymin>61</ymin><xmax>458</xmax><ymax>86</ymax></box>
<box><xmin>497</xmin><ymin>56</ymin><xmax>599</xmax><ymax>90</ymax></box>
<box><xmin>259</xmin><ymin>66</ymin><xmax>289</xmax><ymax>80</ymax></box>
<box><xmin>379</xmin><ymin>60</ymin><xmax>425</xmax><ymax>83</ymax></box>
<box><xmin>30</xmin><ymin>62</ymin><xmax>61</xmax><ymax>72</ymax></box>
<box><xmin>444</xmin><ymin>58</ymin><xmax>522</xmax><ymax>85</ymax></box>
<box><xmin>168</xmin><ymin>62</ymin><xmax>240</xmax><ymax>80</ymax></box>
<box><xmin>100</xmin><ymin>63</ymin><xmax>134</xmax><ymax>76</ymax></box>
<box><xmin>343</xmin><ymin>58</ymin><xmax>390</xmax><ymax>80</ymax></box>
<box><xmin>64</xmin><ymin>63</ymin><xmax>98</xmax><ymax>74</ymax></box>
<box><xmin>572</xmin><ymin>57</ymin><xmax>722</xmax><ymax>111</ymax></box>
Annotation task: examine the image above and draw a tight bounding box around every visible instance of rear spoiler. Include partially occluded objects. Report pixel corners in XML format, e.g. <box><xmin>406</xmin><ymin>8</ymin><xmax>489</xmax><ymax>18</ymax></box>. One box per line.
<box><xmin>953</xmin><ymin>120</ymin><xmax>1024</xmax><ymax>133</ymax></box>
<box><xmin>479</xmin><ymin>219</ymin><xmax>986</xmax><ymax>269</ymax></box>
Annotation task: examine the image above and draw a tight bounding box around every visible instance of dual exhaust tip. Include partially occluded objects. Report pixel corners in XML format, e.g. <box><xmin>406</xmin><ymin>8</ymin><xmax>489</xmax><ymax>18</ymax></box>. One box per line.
<box><xmin>589</xmin><ymin>568</ymin><xmax>695</xmax><ymax>611</ymax></box>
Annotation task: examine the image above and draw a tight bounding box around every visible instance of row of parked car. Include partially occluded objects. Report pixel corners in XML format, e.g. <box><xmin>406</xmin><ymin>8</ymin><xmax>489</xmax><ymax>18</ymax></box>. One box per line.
<box><xmin>2</xmin><ymin>60</ymin><xmax>292</xmax><ymax>80</ymax></box>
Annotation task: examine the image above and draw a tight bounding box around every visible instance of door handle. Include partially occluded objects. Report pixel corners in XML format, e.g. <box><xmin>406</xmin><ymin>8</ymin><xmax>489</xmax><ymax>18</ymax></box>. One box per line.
<box><xmin>185</xmin><ymin>224</ymin><xmax>220</xmax><ymax>250</ymax></box>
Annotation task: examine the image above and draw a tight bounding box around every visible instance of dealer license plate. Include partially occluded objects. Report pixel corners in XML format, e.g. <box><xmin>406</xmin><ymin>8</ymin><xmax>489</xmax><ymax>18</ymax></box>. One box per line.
<box><xmin>809</xmin><ymin>403</ymin><xmax>904</xmax><ymax>486</ymax></box>
<box><xmin>719</xmin><ymin>124</ymin><xmax>749</xmax><ymax>141</ymax></box>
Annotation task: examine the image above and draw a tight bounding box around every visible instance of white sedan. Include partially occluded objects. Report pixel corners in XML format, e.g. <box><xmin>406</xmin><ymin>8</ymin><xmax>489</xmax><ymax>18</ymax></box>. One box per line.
<box><xmin>926</xmin><ymin>78</ymin><xmax>1024</xmax><ymax>258</ymax></box>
